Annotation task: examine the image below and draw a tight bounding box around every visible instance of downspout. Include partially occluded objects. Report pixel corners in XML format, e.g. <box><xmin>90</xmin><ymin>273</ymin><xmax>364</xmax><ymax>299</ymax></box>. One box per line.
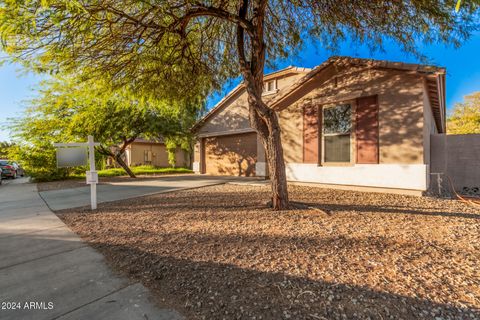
<box><xmin>436</xmin><ymin>72</ymin><xmax>446</xmax><ymax>133</ymax></box>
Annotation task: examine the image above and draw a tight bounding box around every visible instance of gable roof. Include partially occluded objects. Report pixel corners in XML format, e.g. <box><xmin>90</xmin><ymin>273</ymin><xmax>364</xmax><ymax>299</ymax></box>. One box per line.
<box><xmin>192</xmin><ymin>66</ymin><xmax>311</xmax><ymax>131</ymax></box>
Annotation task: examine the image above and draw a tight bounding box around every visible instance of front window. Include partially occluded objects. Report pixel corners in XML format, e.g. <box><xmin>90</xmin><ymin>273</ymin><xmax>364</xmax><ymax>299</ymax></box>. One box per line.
<box><xmin>263</xmin><ymin>80</ymin><xmax>277</xmax><ymax>94</ymax></box>
<box><xmin>323</xmin><ymin>104</ymin><xmax>352</xmax><ymax>163</ymax></box>
<box><xmin>144</xmin><ymin>150</ymin><xmax>152</xmax><ymax>163</ymax></box>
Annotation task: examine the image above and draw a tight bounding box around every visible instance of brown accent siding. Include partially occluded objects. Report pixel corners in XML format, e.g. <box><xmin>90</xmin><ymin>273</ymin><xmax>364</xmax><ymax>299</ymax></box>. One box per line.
<box><xmin>356</xmin><ymin>95</ymin><xmax>379</xmax><ymax>164</ymax></box>
<box><xmin>204</xmin><ymin>133</ymin><xmax>257</xmax><ymax>176</ymax></box>
<box><xmin>303</xmin><ymin>105</ymin><xmax>319</xmax><ymax>163</ymax></box>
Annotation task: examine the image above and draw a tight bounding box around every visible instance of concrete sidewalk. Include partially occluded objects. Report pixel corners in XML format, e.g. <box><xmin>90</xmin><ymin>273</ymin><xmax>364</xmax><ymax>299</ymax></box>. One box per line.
<box><xmin>39</xmin><ymin>175</ymin><xmax>257</xmax><ymax>211</ymax></box>
<box><xmin>0</xmin><ymin>178</ymin><xmax>182</xmax><ymax>320</ymax></box>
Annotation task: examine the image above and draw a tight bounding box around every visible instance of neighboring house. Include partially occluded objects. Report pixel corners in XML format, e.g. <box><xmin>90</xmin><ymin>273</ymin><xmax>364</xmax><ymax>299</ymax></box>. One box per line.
<box><xmin>192</xmin><ymin>56</ymin><xmax>449</xmax><ymax>193</ymax></box>
<box><xmin>107</xmin><ymin>138</ymin><xmax>190</xmax><ymax>168</ymax></box>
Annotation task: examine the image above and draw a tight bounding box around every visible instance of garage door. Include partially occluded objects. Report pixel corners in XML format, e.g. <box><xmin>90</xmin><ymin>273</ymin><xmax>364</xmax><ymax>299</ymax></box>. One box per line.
<box><xmin>204</xmin><ymin>132</ymin><xmax>257</xmax><ymax>176</ymax></box>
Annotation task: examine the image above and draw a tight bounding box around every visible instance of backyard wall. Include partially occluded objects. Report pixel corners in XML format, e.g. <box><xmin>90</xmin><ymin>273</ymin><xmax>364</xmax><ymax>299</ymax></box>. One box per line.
<box><xmin>430</xmin><ymin>134</ymin><xmax>480</xmax><ymax>196</ymax></box>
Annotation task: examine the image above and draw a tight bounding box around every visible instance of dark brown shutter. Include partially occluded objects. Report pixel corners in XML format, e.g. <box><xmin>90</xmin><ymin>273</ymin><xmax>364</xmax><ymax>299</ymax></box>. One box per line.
<box><xmin>356</xmin><ymin>96</ymin><xmax>379</xmax><ymax>164</ymax></box>
<box><xmin>303</xmin><ymin>105</ymin><xmax>319</xmax><ymax>163</ymax></box>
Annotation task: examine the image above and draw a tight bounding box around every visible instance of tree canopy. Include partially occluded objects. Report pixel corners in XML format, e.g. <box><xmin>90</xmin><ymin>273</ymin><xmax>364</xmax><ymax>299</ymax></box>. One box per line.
<box><xmin>448</xmin><ymin>91</ymin><xmax>480</xmax><ymax>134</ymax></box>
<box><xmin>1</xmin><ymin>1</ymin><xmax>478</xmax><ymax>91</ymax></box>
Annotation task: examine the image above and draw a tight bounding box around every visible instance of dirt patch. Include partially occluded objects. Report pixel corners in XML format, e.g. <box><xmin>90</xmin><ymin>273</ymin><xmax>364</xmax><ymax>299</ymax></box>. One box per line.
<box><xmin>57</xmin><ymin>184</ymin><xmax>480</xmax><ymax>320</ymax></box>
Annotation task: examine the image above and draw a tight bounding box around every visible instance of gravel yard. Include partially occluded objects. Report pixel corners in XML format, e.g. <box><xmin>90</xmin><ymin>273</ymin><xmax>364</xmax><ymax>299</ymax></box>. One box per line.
<box><xmin>56</xmin><ymin>184</ymin><xmax>480</xmax><ymax>320</ymax></box>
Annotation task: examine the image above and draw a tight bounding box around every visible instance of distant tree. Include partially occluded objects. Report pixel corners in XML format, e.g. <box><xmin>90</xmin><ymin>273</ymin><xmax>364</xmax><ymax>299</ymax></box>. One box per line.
<box><xmin>1</xmin><ymin>0</ymin><xmax>479</xmax><ymax>208</ymax></box>
<box><xmin>447</xmin><ymin>92</ymin><xmax>480</xmax><ymax>134</ymax></box>
<box><xmin>11</xmin><ymin>76</ymin><xmax>202</xmax><ymax>178</ymax></box>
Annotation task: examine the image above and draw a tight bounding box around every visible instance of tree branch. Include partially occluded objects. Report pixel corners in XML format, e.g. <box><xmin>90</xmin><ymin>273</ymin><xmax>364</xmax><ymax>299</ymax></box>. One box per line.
<box><xmin>236</xmin><ymin>0</ymin><xmax>253</xmax><ymax>82</ymax></box>
<box><xmin>172</xmin><ymin>4</ymin><xmax>255</xmax><ymax>37</ymax></box>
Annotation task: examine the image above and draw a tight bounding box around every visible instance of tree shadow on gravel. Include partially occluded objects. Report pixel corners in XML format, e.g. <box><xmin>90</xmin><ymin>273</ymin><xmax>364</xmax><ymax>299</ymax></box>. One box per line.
<box><xmin>88</xmin><ymin>240</ymin><xmax>479</xmax><ymax>320</ymax></box>
<box><xmin>61</xmin><ymin>195</ymin><xmax>480</xmax><ymax>221</ymax></box>
<box><xmin>297</xmin><ymin>202</ymin><xmax>480</xmax><ymax>220</ymax></box>
<box><xmin>57</xmin><ymin>191</ymin><xmax>272</xmax><ymax>215</ymax></box>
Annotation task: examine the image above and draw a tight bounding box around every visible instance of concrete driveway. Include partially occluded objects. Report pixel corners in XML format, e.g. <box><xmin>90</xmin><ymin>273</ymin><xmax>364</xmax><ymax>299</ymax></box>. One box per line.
<box><xmin>38</xmin><ymin>175</ymin><xmax>251</xmax><ymax>211</ymax></box>
<box><xmin>0</xmin><ymin>178</ymin><xmax>182</xmax><ymax>320</ymax></box>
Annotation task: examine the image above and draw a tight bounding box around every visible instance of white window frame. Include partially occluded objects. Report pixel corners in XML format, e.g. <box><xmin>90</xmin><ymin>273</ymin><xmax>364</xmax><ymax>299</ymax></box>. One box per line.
<box><xmin>320</xmin><ymin>101</ymin><xmax>356</xmax><ymax>166</ymax></box>
<box><xmin>262</xmin><ymin>79</ymin><xmax>278</xmax><ymax>95</ymax></box>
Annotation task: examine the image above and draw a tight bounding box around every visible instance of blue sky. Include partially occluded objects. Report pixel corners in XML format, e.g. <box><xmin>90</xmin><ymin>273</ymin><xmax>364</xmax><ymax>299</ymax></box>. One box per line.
<box><xmin>0</xmin><ymin>63</ymin><xmax>45</xmax><ymax>141</ymax></box>
<box><xmin>1</xmin><ymin>32</ymin><xmax>480</xmax><ymax>141</ymax></box>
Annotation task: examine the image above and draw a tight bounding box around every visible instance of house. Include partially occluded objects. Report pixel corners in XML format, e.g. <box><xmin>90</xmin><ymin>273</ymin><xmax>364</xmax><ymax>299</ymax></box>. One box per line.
<box><xmin>192</xmin><ymin>56</ymin><xmax>448</xmax><ymax>193</ymax></box>
<box><xmin>107</xmin><ymin>138</ymin><xmax>190</xmax><ymax>168</ymax></box>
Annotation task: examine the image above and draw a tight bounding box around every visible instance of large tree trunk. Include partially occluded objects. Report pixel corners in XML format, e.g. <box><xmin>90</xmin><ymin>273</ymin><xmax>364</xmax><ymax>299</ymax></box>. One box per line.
<box><xmin>247</xmin><ymin>94</ymin><xmax>289</xmax><ymax>210</ymax></box>
<box><xmin>96</xmin><ymin>140</ymin><xmax>137</xmax><ymax>178</ymax></box>
<box><xmin>114</xmin><ymin>153</ymin><xmax>136</xmax><ymax>178</ymax></box>
<box><xmin>258</xmin><ymin>113</ymin><xmax>289</xmax><ymax>210</ymax></box>
<box><xmin>235</xmin><ymin>0</ymin><xmax>290</xmax><ymax>210</ymax></box>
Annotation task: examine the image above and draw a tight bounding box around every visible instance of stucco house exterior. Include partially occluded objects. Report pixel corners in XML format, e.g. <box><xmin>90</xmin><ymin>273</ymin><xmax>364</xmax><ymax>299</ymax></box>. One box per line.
<box><xmin>192</xmin><ymin>56</ymin><xmax>448</xmax><ymax>193</ymax></box>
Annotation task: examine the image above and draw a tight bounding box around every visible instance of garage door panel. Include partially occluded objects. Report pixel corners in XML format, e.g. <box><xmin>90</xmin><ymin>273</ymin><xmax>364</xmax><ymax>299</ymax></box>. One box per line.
<box><xmin>205</xmin><ymin>133</ymin><xmax>257</xmax><ymax>176</ymax></box>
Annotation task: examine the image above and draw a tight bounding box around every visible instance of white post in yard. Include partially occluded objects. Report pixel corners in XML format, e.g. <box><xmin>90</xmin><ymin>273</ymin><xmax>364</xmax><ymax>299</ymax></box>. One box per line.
<box><xmin>88</xmin><ymin>135</ymin><xmax>97</xmax><ymax>210</ymax></box>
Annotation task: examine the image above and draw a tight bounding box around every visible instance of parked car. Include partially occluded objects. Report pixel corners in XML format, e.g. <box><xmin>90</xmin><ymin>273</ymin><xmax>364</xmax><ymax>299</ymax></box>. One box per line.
<box><xmin>0</xmin><ymin>160</ymin><xmax>25</xmax><ymax>179</ymax></box>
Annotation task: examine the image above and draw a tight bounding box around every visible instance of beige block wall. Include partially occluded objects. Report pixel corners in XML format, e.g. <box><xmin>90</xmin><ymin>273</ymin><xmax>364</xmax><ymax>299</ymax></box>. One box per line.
<box><xmin>279</xmin><ymin>66</ymin><xmax>426</xmax><ymax>164</ymax></box>
<box><xmin>175</xmin><ymin>147</ymin><xmax>189</xmax><ymax>167</ymax></box>
<box><xmin>129</xmin><ymin>143</ymin><xmax>188</xmax><ymax>167</ymax></box>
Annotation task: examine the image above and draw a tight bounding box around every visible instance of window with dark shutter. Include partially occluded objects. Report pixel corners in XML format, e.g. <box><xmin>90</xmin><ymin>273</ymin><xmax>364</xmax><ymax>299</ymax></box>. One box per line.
<box><xmin>322</xmin><ymin>104</ymin><xmax>352</xmax><ymax>163</ymax></box>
